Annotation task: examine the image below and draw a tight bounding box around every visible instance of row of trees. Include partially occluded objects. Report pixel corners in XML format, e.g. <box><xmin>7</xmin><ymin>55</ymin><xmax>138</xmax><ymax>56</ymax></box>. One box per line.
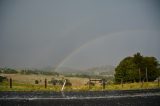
<box><xmin>20</xmin><ymin>69</ymin><xmax>59</xmax><ymax>76</ymax></box>
<box><xmin>115</xmin><ymin>53</ymin><xmax>160</xmax><ymax>83</ymax></box>
<box><xmin>0</xmin><ymin>68</ymin><xmax>18</xmax><ymax>74</ymax></box>
<box><xmin>0</xmin><ymin>68</ymin><xmax>59</xmax><ymax>76</ymax></box>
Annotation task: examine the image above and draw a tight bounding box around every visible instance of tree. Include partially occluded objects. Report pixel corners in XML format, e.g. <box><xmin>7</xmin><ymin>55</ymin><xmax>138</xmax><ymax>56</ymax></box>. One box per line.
<box><xmin>133</xmin><ymin>52</ymin><xmax>144</xmax><ymax>69</ymax></box>
<box><xmin>143</xmin><ymin>57</ymin><xmax>159</xmax><ymax>81</ymax></box>
<box><xmin>115</xmin><ymin>57</ymin><xmax>139</xmax><ymax>83</ymax></box>
<box><xmin>115</xmin><ymin>53</ymin><xmax>159</xmax><ymax>83</ymax></box>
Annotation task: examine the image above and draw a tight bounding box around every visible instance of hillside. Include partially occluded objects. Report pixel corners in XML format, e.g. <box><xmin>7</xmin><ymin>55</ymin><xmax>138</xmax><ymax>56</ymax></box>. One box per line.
<box><xmin>86</xmin><ymin>65</ymin><xmax>115</xmax><ymax>76</ymax></box>
<box><xmin>55</xmin><ymin>65</ymin><xmax>115</xmax><ymax>76</ymax></box>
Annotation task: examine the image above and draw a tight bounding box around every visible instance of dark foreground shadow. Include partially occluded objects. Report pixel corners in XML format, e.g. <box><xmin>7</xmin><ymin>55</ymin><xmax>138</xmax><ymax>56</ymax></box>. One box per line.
<box><xmin>0</xmin><ymin>96</ymin><xmax>160</xmax><ymax>106</ymax></box>
<box><xmin>0</xmin><ymin>89</ymin><xmax>160</xmax><ymax>106</ymax></box>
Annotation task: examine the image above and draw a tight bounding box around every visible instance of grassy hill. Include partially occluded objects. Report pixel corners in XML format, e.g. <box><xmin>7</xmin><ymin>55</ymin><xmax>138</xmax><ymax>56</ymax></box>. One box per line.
<box><xmin>55</xmin><ymin>65</ymin><xmax>114</xmax><ymax>74</ymax></box>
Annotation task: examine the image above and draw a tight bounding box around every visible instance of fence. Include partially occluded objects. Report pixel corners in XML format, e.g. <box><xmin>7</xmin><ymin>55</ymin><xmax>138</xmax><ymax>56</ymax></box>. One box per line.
<box><xmin>2</xmin><ymin>78</ymin><xmax>160</xmax><ymax>91</ymax></box>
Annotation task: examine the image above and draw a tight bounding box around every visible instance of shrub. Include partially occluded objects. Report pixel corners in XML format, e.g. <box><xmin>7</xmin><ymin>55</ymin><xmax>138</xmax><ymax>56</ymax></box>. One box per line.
<box><xmin>65</xmin><ymin>79</ymin><xmax>72</xmax><ymax>86</ymax></box>
<box><xmin>0</xmin><ymin>76</ymin><xmax>7</xmax><ymax>82</ymax></box>
<box><xmin>35</xmin><ymin>80</ymin><xmax>39</xmax><ymax>84</ymax></box>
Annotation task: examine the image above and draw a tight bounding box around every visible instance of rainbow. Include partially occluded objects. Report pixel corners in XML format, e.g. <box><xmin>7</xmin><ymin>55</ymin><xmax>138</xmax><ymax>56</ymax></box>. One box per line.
<box><xmin>55</xmin><ymin>30</ymin><xmax>159</xmax><ymax>71</ymax></box>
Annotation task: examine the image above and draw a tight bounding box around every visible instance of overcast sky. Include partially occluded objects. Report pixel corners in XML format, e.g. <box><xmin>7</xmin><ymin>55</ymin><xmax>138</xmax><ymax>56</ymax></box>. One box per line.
<box><xmin>0</xmin><ymin>0</ymin><xmax>160</xmax><ymax>69</ymax></box>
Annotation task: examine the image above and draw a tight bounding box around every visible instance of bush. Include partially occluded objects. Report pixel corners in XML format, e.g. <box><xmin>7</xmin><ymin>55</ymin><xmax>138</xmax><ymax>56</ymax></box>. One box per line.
<box><xmin>85</xmin><ymin>81</ymin><xmax>95</xmax><ymax>86</ymax></box>
<box><xmin>35</xmin><ymin>80</ymin><xmax>39</xmax><ymax>84</ymax></box>
<box><xmin>49</xmin><ymin>78</ymin><xmax>64</xmax><ymax>85</ymax></box>
<box><xmin>0</xmin><ymin>76</ymin><xmax>7</xmax><ymax>82</ymax></box>
<box><xmin>49</xmin><ymin>78</ymin><xmax>58</xmax><ymax>85</ymax></box>
<box><xmin>65</xmin><ymin>79</ymin><xmax>72</xmax><ymax>86</ymax></box>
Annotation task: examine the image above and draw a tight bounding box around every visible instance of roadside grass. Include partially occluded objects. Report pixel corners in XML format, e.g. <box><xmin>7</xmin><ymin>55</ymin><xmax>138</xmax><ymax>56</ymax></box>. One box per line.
<box><xmin>105</xmin><ymin>82</ymin><xmax>159</xmax><ymax>91</ymax></box>
<box><xmin>1</xmin><ymin>81</ymin><xmax>159</xmax><ymax>91</ymax></box>
<box><xmin>0</xmin><ymin>81</ymin><xmax>62</xmax><ymax>91</ymax></box>
<box><xmin>0</xmin><ymin>74</ymin><xmax>159</xmax><ymax>91</ymax></box>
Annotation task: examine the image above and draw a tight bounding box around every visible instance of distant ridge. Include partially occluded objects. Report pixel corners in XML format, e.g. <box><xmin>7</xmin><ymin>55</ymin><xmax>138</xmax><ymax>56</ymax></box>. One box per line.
<box><xmin>55</xmin><ymin>65</ymin><xmax>115</xmax><ymax>76</ymax></box>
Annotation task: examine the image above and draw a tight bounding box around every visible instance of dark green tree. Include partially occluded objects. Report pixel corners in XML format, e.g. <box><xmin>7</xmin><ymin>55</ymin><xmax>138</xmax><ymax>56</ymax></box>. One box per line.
<box><xmin>143</xmin><ymin>57</ymin><xmax>159</xmax><ymax>81</ymax></box>
<box><xmin>115</xmin><ymin>53</ymin><xmax>159</xmax><ymax>83</ymax></box>
<box><xmin>133</xmin><ymin>52</ymin><xmax>143</xmax><ymax>68</ymax></box>
<box><xmin>115</xmin><ymin>57</ymin><xmax>138</xmax><ymax>83</ymax></box>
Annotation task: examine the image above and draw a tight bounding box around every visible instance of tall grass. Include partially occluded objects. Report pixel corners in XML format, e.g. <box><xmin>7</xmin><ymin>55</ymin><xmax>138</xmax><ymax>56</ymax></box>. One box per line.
<box><xmin>0</xmin><ymin>81</ymin><xmax>159</xmax><ymax>91</ymax></box>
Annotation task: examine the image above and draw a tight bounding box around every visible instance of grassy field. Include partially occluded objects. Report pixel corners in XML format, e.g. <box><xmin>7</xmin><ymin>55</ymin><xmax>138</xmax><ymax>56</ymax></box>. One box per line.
<box><xmin>0</xmin><ymin>74</ymin><xmax>159</xmax><ymax>91</ymax></box>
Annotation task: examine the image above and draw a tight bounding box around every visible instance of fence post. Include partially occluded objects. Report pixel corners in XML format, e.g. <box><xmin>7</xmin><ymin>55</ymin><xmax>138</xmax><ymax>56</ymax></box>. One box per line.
<box><xmin>121</xmin><ymin>79</ymin><xmax>123</xmax><ymax>88</ymax></box>
<box><xmin>141</xmin><ymin>80</ymin><xmax>144</xmax><ymax>88</ymax></box>
<box><xmin>158</xmin><ymin>78</ymin><xmax>160</xmax><ymax>87</ymax></box>
<box><xmin>102</xmin><ymin>79</ymin><xmax>105</xmax><ymax>90</ymax></box>
<box><xmin>9</xmin><ymin>78</ymin><xmax>12</xmax><ymax>88</ymax></box>
<box><xmin>45</xmin><ymin>78</ymin><xmax>47</xmax><ymax>88</ymax></box>
<box><xmin>88</xmin><ymin>78</ymin><xmax>91</xmax><ymax>90</ymax></box>
<box><xmin>139</xmin><ymin>68</ymin><xmax>141</xmax><ymax>83</ymax></box>
<box><xmin>145</xmin><ymin>67</ymin><xmax>148</xmax><ymax>82</ymax></box>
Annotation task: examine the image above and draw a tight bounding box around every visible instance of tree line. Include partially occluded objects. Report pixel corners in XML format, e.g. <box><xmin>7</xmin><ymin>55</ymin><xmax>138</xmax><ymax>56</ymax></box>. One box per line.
<box><xmin>0</xmin><ymin>68</ymin><xmax>59</xmax><ymax>76</ymax></box>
